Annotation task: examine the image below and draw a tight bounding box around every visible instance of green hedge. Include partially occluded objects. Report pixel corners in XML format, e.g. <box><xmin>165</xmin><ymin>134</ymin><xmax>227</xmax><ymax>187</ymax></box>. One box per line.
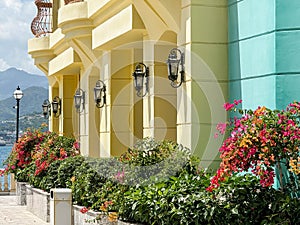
<box><xmin>3</xmin><ymin>135</ymin><xmax>300</xmax><ymax>224</ymax></box>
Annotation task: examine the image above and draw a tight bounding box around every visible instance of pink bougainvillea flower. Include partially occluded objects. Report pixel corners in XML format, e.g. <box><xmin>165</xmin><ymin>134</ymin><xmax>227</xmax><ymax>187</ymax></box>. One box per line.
<box><xmin>114</xmin><ymin>169</ymin><xmax>125</xmax><ymax>183</ymax></box>
<box><xmin>216</xmin><ymin>122</ymin><xmax>227</xmax><ymax>135</ymax></box>
<box><xmin>223</xmin><ymin>102</ymin><xmax>235</xmax><ymax>111</ymax></box>
<box><xmin>207</xmin><ymin>100</ymin><xmax>300</xmax><ymax>192</ymax></box>
<box><xmin>234</xmin><ymin>99</ymin><xmax>242</xmax><ymax>105</ymax></box>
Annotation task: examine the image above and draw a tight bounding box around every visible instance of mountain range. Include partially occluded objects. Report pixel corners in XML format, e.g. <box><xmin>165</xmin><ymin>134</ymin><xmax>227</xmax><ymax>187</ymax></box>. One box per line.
<box><xmin>0</xmin><ymin>68</ymin><xmax>49</xmax><ymax>120</ymax></box>
<box><xmin>0</xmin><ymin>86</ymin><xmax>48</xmax><ymax>120</ymax></box>
<box><xmin>0</xmin><ymin>68</ymin><xmax>48</xmax><ymax>100</ymax></box>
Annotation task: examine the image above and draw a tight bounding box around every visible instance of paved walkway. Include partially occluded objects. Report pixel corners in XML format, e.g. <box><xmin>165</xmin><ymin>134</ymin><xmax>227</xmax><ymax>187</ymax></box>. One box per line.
<box><xmin>0</xmin><ymin>195</ymin><xmax>49</xmax><ymax>225</ymax></box>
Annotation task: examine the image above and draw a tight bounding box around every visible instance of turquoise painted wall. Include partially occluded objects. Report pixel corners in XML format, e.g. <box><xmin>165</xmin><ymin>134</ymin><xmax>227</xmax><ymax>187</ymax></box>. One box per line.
<box><xmin>228</xmin><ymin>0</ymin><xmax>300</xmax><ymax>189</ymax></box>
<box><xmin>228</xmin><ymin>0</ymin><xmax>300</xmax><ymax>110</ymax></box>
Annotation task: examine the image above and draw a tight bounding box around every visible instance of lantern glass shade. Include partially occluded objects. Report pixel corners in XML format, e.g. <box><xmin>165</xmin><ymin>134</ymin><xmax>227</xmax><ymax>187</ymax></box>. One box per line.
<box><xmin>166</xmin><ymin>48</ymin><xmax>185</xmax><ymax>88</ymax></box>
<box><xmin>94</xmin><ymin>83</ymin><xmax>102</xmax><ymax>105</ymax></box>
<box><xmin>132</xmin><ymin>63</ymin><xmax>149</xmax><ymax>97</ymax></box>
<box><xmin>42</xmin><ymin>99</ymin><xmax>50</xmax><ymax>118</ymax></box>
<box><xmin>52</xmin><ymin>101</ymin><xmax>58</xmax><ymax>114</ymax></box>
<box><xmin>13</xmin><ymin>86</ymin><xmax>23</xmax><ymax>100</ymax></box>
<box><xmin>74</xmin><ymin>89</ymin><xmax>83</xmax><ymax>110</ymax></box>
<box><xmin>51</xmin><ymin>96</ymin><xmax>60</xmax><ymax>115</ymax></box>
<box><xmin>74</xmin><ymin>95</ymin><xmax>81</xmax><ymax>109</ymax></box>
<box><xmin>167</xmin><ymin>52</ymin><xmax>180</xmax><ymax>81</ymax></box>
<box><xmin>134</xmin><ymin>66</ymin><xmax>144</xmax><ymax>92</ymax></box>
<box><xmin>94</xmin><ymin>80</ymin><xmax>106</xmax><ymax>108</ymax></box>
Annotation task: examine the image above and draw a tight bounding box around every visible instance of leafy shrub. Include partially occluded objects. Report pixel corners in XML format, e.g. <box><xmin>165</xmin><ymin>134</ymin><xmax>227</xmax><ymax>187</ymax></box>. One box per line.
<box><xmin>118</xmin><ymin>170</ymin><xmax>210</xmax><ymax>225</ymax></box>
<box><xmin>209</xmin><ymin>101</ymin><xmax>300</xmax><ymax>194</ymax></box>
<box><xmin>2</xmin><ymin>126</ymin><xmax>80</xmax><ymax>185</ymax></box>
<box><xmin>57</xmin><ymin>155</ymin><xmax>85</xmax><ymax>188</ymax></box>
<box><xmin>33</xmin><ymin>155</ymin><xmax>85</xmax><ymax>192</ymax></box>
<box><xmin>4</xmin><ymin>126</ymin><xmax>48</xmax><ymax>181</ymax></box>
<box><xmin>34</xmin><ymin>159</ymin><xmax>62</xmax><ymax>191</ymax></box>
<box><xmin>118</xmin><ymin>172</ymin><xmax>300</xmax><ymax>225</ymax></box>
<box><xmin>72</xmin><ymin>138</ymin><xmax>198</xmax><ymax>216</ymax></box>
<box><xmin>71</xmin><ymin>159</ymin><xmax>112</xmax><ymax>208</ymax></box>
<box><xmin>119</xmin><ymin>138</ymin><xmax>197</xmax><ymax>186</ymax></box>
<box><xmin>5</xmin><ymin>132</ymin><xmax>300</xmax><ymax>225</ymax></box>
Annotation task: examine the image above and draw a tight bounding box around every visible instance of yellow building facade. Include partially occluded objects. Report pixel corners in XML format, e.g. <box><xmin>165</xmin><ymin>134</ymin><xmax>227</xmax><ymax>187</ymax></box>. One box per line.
<box><xmin>28</xmin><ymin>0</ymin><xmax>228</xmax><ymax>168</ymax></box>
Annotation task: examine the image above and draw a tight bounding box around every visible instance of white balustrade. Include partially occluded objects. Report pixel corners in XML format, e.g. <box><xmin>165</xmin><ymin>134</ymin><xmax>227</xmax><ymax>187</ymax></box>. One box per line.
<box><xmin>0</xmin><ymin>169</ymin><xmax>15</xmax><ymax>194</ymax></box>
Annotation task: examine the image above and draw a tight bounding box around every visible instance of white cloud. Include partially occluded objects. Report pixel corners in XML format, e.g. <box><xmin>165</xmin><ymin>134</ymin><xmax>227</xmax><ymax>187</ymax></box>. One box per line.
<box><xmin>0</xmin><ymin>58</ymin><xmax>11</xmax><ymax>71</ymax></box>
<box><xmin>0</xmin><ymin>0</ymin><xmax>42</xmax><ymax>75</ymax></box>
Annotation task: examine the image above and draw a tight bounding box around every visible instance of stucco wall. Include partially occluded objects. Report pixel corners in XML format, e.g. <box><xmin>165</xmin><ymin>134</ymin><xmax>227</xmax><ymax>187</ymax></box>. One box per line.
<box><xmin>228</xmin><ymin>0</ymin><xmax>300</xmax><ymax>110</ymax></box>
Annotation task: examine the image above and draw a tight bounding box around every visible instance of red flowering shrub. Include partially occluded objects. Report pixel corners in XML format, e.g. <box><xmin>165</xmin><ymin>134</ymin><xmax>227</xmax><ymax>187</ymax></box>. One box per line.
<box><xmin>207</xmin><ymin>101</ymin><xmax>300</xmax><ymax>192</ymax></box>
<box><xmin>3</xmin><ymin>125</ymin><xmax>80</xmax><ymax>182</ymax></box>
<box><xmin>4</xmin><ymin>126</ymin><xmax>48</xmax><ymax>177</ymax></box>
<box><xmin>32</xmin><ymin>132</ymin><xmax>80</xmax><ymax>176</ymax></box>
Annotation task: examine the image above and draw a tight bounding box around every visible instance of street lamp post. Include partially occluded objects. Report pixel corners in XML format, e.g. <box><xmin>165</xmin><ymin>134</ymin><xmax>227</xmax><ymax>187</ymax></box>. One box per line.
<box><xmin>13</xmin><ymin>86</ymin><xmax>23</xmax><ymax>142</ymax></box>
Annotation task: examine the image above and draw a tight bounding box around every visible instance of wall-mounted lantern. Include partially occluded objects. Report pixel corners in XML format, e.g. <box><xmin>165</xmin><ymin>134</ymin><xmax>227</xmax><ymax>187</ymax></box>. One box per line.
<box><xmin>42</xmin><ymin>99</ymin><xmax>51</xmax><ymax>119</ymax></box>
<box><xmin>74</xmin><ymin>88</ymin><xmax>85</xmax><ymax>113</ymax></box>
<box><xmin>132</xmin><ymin>63</ymin><xmax>149</xmax><ymax>97</ymax></box>
<box><xmin>52</xmin><ymin>96</ymin><xmax>61</xmax><ymax>117</ymax></box>
<box><xmin>166</xmin><ymin>48</ymin><xmax>185</xmax><ymax>88</ymax></box>
<box><xmin>94</xmin><ymin>80</ymin><xmax>106</xmax><ymax>108</ymax></box>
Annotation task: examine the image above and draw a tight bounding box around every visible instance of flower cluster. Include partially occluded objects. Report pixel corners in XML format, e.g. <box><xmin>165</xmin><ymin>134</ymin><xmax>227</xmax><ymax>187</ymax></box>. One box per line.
<box><xmin>31</xmin><ymin>132</ymin><xmax>80</xmax><ymax>176</ymax></box>
<box><xmin>3</xmin><ymin>125</ymin><xmax>80</xmax><ymax>180</ymax></box>
<box><xmin>100</xmin><ymin>200</ymin><xmax>113</xmax><ymax>212</ymax></box>
<box><xmin>80</xmin><ymin>206</ymin><xmax>90</xmax><ymax>214</ymax></box>
<box><xmin>289</xmin><ymin>157</ymin><xmax>300</xmax><ymax>175</ymax></box>
<box><xmin>114</xmin><ymin>169</ymin><xmax>125</xmax><ymax>183</ymax></box>
<box><xmin>207</xmin><ymin>101</ymin><xmax>300</xmax><ymax>191</ymax></box>
<box><xmin>3</xmin><ymin>126</ymin><xmax>48</xmax><ymax>175</ymax></box>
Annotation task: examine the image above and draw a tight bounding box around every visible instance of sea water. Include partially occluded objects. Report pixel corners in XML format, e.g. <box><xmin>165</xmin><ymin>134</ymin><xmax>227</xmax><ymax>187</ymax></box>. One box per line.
<box><xmin>0</xmin><ymin>145</ymin><xmax>13</xmax><ymax>190</ymax></box>
<box><xmin>0</xmin><ymin>145</ymin><xmax>12</xmax><ymax>168</ymax></box>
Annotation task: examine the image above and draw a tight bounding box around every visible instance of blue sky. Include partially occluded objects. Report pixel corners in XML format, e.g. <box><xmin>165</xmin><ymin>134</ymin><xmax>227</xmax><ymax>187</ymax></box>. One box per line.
<box><xmin>0</xmin><ymin>0</ymin><xmax>42</xmax><ymax>75</ymax></box>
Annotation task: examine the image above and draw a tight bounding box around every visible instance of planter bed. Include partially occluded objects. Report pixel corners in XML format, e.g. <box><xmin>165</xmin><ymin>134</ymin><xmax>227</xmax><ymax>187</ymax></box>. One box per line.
<box><xmin>16</xmin><ymin>181</ymin><xmax>28</xmax><ymax>205</ymax></box>
<box><xmin>73</xmin><ymin>205</ymin><xmax>141</xmax><ymax>225</ymax></box>
<box><xmin>26</xmin><ymin>185</ymin><xmax>50</xmax><ymax>222</ymax></box>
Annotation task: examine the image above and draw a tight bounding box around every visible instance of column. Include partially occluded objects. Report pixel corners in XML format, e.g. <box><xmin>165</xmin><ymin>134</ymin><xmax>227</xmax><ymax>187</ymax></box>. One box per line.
<box><xmin>177</xmin><ymin>0</ymin><xmax>228</xmax><ymax>168</ymax></box>
<box><xmin>143</xmin><ymin>38</ymin><xmax>177</xmax><ymax>141</ymax></box>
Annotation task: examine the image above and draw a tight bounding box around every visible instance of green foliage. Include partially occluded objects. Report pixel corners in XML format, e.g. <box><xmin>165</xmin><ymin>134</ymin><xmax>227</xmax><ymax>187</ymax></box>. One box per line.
<box><xmin>2</xmin><ymin>126</ymin><xmax>80</xmax><ymax>186</ymax></box>
<box><xmin>210</xmin><ymin>101</ymin><xmax>300</xmax><ymax>192</ymax></box>
<box><xmin>71</xmin><ymin>160</ymin><xmax>108</xmax><ymax>207</ymax></box>
<box><xmin>117</xmin><ymin>173</ymin><xmax>300</xmax><ymax>225</ymax></box>
<box><xmin>119</xmin><ymin>138</ymin><xmax>197</xmax><ymax>186</ymax></box>
<box><xmin>33</xmin><ymin>156</ymin><xmax>85</xmax><ymax>192</ymax></box>
<box><xmin>5</xmin><ymin>135</ymin><xmax>300</xmax><ymax>224</ymax></box>
<box><xmin>118</xmin><ymin>171</ymin><xmax>210</xmax><ymax>225</ymax></box>
<box><xmin>57</xmin><ymin>155</ymin><xmax>85</xmax><ymax>188</ymax></box>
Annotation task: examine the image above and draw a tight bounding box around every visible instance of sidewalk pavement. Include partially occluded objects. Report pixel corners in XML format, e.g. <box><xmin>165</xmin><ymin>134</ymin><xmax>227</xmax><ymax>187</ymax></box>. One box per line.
<box><xmin>0</xmin><ymin>195</ymin><xmax>49</xmax><ymax>225</ymax></box>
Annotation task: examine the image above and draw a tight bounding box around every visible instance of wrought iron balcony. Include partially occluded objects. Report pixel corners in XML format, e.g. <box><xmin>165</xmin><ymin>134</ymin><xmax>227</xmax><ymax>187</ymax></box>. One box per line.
<box><xmin>31</xmin><ymin>0</ymin><xmax>52</xmax><ymax>37</ymax></box>
<box><xmin>64</xmin><ymin>0</ymin><xmax>83</xmax><ymax>5</ymax></box>
<box><xmin>30</xmin><ymin>0</ymin><xmax>84</xmax><ymax>37</ymax></box>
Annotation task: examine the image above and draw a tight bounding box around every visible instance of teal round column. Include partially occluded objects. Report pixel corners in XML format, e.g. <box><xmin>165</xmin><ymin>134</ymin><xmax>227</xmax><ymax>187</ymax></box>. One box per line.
<box><xmin>228</xmin><ymin>0</ymin><xmax>300</xmax><ymax>191</ymax></box>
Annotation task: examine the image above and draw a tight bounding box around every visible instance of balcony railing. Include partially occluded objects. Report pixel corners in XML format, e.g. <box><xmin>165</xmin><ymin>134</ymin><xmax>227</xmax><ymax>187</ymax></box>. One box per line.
<box><xmin>31</xmin><ymin>0</ymin><xmax>52</xmax><ymax>37</ymax></box>
<box><xmin>31</xmin><ymin>0</ymin><xmax>84</xmax><ymax>37</ymax></box>
<box><xmin>64</xmin><ymin>0</ymin><xmax>83</xmax><ymax>5</ymax></box>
